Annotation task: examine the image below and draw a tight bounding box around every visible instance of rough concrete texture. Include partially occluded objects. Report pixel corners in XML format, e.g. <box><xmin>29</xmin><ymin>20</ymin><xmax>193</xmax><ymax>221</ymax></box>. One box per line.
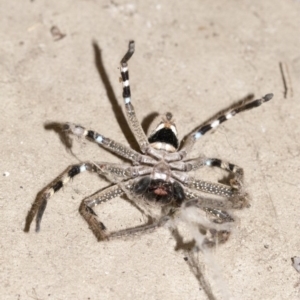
<box><xmin>1</xmin><ymin>0</ymin><xmax>300</xmax><ymax>299</ymax></box>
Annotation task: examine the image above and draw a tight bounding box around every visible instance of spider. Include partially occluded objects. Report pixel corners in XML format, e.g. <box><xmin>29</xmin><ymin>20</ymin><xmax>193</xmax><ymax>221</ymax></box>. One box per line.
<box><xmin>25</xmin><ymin>41</ymin><xmax>273</xmax><ymax>248</ymax></box>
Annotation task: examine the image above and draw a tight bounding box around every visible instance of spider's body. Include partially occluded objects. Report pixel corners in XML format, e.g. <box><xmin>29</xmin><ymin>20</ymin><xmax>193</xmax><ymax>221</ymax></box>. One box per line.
<box><xmin>25</xmin><ymin>41</ymin><xmax>273</xmax><ymax>247</ymax></box>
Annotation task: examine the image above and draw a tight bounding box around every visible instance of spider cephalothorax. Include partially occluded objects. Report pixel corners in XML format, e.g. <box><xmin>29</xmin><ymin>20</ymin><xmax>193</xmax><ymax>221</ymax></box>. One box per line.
<box><xmin>25</xmin><ymin>41</ymin><xmax>273</xmax><ymax>248</ymax></box>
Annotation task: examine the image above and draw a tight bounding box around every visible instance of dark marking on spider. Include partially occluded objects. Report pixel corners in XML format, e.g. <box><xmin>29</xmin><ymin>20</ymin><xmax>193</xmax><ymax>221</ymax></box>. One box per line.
<box><xmin>134</xmin><ymin>177</ymin><xmax>185</xmax><ymax>206</ymax></box>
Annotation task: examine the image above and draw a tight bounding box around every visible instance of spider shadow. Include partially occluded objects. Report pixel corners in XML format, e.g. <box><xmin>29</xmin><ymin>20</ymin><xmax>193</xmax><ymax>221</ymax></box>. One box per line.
<box><xmin>42</xmin><ymin>43</ymin><xmax>159</xmax><ymax>158</ymax></box>
<box><xmin>92</xmin><ymin>41</ymin><xmax>158</xmax><ymax>151</ymax></box>
<box><xmin>24</xmin><ymin>189</ymin><xmax>45</xmax><ymax>232</ymax></box>
<box><xmin>44</xmin><ymin>121</ymin><xmax>73</xmax><ymax>151</ymax></box>
<box><xmin>170</xmin><ymin>228</ymin><xmax>218</xmax><ymax>300</ymax></box>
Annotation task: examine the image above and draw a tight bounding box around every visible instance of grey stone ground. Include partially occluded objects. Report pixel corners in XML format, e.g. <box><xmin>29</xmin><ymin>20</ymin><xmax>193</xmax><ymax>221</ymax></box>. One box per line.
<box><xmin>1</xmin><ymin>0</ymin><xmax>300</xmax><ymax>299</ymax></box>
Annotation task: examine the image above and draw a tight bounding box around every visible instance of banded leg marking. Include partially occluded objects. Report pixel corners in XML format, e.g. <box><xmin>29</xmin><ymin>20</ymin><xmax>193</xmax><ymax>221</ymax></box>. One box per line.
<box><xmin>181</xmin><ymin>93</ymin><xmax>273</xmax><ymax>153</ymax></box>
<box><xmin>203</xmin><ymin>158</ymin><xmax>245</xmax><ymax>195</ymax></box>
<box><xmin>120</xmin><ymin>41</ymin><xmax>149</xmax><ymax>152</ymax></box>
<box><xmin>65</xmin><ymin>123</ymin><xmax>156</xmax><ymax>164</ymax></box>
<box><xmin>120</xmin><ymin>40</ymin><xmax>134</xmax><ymax>104</ymax></box>
<box><xmin>194</xmin><ymin>93</ymin><xmax>273</xmax><ymax>139</ymax></box>
<box><xmin>170</xmin><ymin>157</ymin><xmax>242</xmax><ymax>176</ymax></box>
<box><xmin>24</xmin><ymin>163</ymin><xmax>93</xmax><ymax>233</ymax></box>
<box><xmin>201</xmin><ymin>158</ymin><xmax>248</xmax><ymax>208</ymax></box>
<box><xmin>204</xmin><ymin>158</ymin><xmax>243</xmax><ymax>179</ymax></box>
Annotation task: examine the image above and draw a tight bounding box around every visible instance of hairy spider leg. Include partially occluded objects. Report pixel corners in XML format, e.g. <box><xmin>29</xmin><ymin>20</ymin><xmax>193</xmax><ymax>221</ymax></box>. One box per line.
<box><xmin>171</xmin><ymin>156</ymin><xmax>244</xmax><ymax>191</ymax></box>
<box><xmin>120</xmin><ymin>41</ymin><xmax>149</xmax><ymax>153</ymax></box>
<box><xmin>94</xmin><ymin>162</ymin><xmax>153</xmax><ymax>181</ymax></box>
<box><xmin>172</xmin><ymin>171</ymin><xmax>234</xmax><ymax>198</ymax></box>
<box><xmin>170</xmin><ymin>156</ymin><xmax>242</xmax><ymax>175</ymax></box>
<box><xmin>25</xmin><ymin>159</ymin><xmax>155</xmax><ymax>234</ymax></box>
<box><xmin>24</xmin><ymin>163</ymin><xmax>93</xmax><ymax>232</ymax></box>
<box><xmin>181</xmin><ymin>93</ymin><xmax>273</xmax><ymax>154</ymax></box>
<box><xmin>109</xmin><ymin>216</ymin><xmax>170</xmax><ymax>240</ymax></box>
<box><xmin>170</xmin><ymin>154</ymin><xmax>244</xmax><ymax>188</ymax></box>
<box><xmin>79</xmin><ymin>182</ymin><xmax>173</xmax><ymax>241</ymax></box>
<box><xmin>79</xmin><ymin>184</ymin><xmax>126</xmax><ymax>241</ymax></box>
<box><xmin>64</xmin><ymin>123</ymin><xmax>156</xmax><ymax>165</ymax></box>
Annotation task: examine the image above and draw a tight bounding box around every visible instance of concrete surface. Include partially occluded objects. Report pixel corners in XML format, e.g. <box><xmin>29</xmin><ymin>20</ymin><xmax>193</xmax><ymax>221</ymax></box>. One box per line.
<box><xmin>1</xmin><ymin>0</ymin><xmax>300</xmax><ymax>299</ymax></box>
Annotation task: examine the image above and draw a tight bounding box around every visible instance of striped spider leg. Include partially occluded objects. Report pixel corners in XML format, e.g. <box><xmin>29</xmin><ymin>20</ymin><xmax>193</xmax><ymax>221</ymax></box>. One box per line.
<box><xmin>175</xmin><ymin>93</ymin><xmax>274</xmax><ymax>208</ymax></box>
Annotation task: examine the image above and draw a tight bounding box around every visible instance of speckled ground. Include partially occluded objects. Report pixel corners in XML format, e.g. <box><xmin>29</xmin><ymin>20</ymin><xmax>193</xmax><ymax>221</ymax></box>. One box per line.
<box><xmin>1</xmin><ymin>0</ymin><xmax>300</xmax><ymax>299</ymax></box>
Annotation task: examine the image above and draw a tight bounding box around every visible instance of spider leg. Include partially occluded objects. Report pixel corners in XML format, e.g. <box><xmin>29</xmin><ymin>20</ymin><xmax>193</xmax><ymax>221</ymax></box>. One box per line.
<box><xmin>64</xmin><ymin>123</ymin><xmax>156</xmax><ymax>165</ymax></box>
<box><xmin>172</xmin><ymin>168</ymin><xmax>248</xmax><ymax>209</ymax></box>
<box><xmin>108</xmin><ymin>216</ymin><xmax>170</xmax><ymax>240</ymax></box>
<box><xmin>183</xmin><ymin>188</ymin><xmax>234</xmax><ymax>211</ymax></box>
<box><xmin>24</xmin><ymin>163</ymin><xmax>94</xmax><ymax>233</ymax></box>
<box><xmin>202</xmin><ymin>158</ymin><xmax>245</xmax><ymax>194</ymax></box>
<box><xmin>169</xmin><ymin>157</ymin><xmax>207</xmax><ymax>171</ymax></box>
<box><xmin>198</xmin><ymin>158</ymin><xmax>247</xmax><ymax>207</ymax></box>
<box><xmin>170</xmin><ymin>156</ymin><xmax>241</xmax><ymax>174</ymax></box>
<box><xmin>171</xmin><ymin>156</ymin><xmax>244</xmax><ymax>189</ymax></box>
<box><xmin>94</xmin><ymin>162</ymin><xmax>152</xmax><ymax>182</ymax></box>
<box><xmin>172</xmin><ymin>171</ymin><xmax>234</xmax><ymax>198</ymax></box>
<box><xmin>180</xmin><ymin>93</ymin><xmax>273</xmax><ymax>155</ymax></box>
<box><xmin>120</xmin><ymin>41</ymin><xmax>149</xmax><ymax>153</ymax></box>
<box><xmin>80</xmin><ymin>181</ymin><xmax>168</xmax><ymax>241</ymax></box>
<box><xmin>79</xmin><ymin>184</ymin><xmax>125</xmax><ymax>241</ymax></box>
<box><xmin>186</xmin><ymin>178</ymin><xmax>234</xmax><ymax>198</ymax></box>
<box><xmin>183</xmin><ymin>186</ymin><xmax>244</xmax><ymax>228</ymax></box>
